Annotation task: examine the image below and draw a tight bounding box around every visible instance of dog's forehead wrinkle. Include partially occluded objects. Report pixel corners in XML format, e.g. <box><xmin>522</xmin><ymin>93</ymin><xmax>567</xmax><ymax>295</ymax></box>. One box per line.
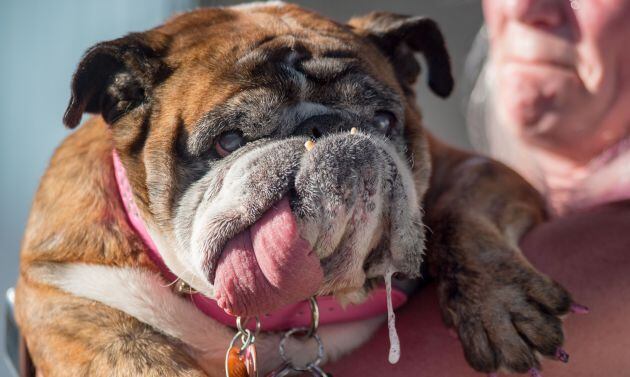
<box><xmin>180</xmin><ymin>58</ymin><xmax>404</xmax><ymax>155</ymax></box>
<box><xmin>281</xmin><ymin>101</ymin><xmax>330</xmax><ymax>130</ymax></box>
<box><xmin>323</xmin><ymin>75</ymin><xmax>402</xmax><ymax>121</ymax></box>
<box><xmin>226</xmin><ymin>35</ymin><xmax>396</xmax><ymax>108</ymax></box>
<box><xmin>298</xmin><ymin>57</ymin><xmax>358</xmax><ymax>80</ymax></box>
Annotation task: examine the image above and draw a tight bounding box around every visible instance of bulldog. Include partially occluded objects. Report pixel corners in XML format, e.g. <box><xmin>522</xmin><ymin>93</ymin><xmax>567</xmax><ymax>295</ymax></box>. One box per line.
<box><xmin>15</xmin><ymin>2</ymin><xmax>575</xmax><ymax>376</ymax></box>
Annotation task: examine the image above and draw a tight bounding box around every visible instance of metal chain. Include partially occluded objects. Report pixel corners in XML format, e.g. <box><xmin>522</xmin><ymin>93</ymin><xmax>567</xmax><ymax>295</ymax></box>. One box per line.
<box><xmin>225</xmin><ymin>298</ymin><xmax>329</xmax><ymax>376</ymax></box>
<box><xmin>225</xmin><ymin>316</ymin><xmax>260</xmax><ymax>377</ymax></box>
<box><xmin>306</xmin><ymin>296</ymin><xmax>320</xmax><ymax>338</ymax></box>
<box><xmin>279</xmin><ymin>328</ymin><xmax>325</xmax><ymax>372</ymax></box>
<box><xmin>237</xmin><ymin>316</ymin><xmax>261</xmax><ymax>347</ymax></box>
<box><xmin>274</xmin><ymin>296</ymin><xmax>330</xmax><ymax>376</ymax></box>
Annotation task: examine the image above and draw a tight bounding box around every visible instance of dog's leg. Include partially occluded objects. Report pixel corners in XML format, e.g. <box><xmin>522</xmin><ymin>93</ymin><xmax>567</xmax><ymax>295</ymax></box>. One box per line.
<box><xmin>421</xmin><ymin>135</ymin><xmax>573</xmax><ymax>375</ymax></box>
<box><xmin>14</xmin><ymin>277</ymin><xmax>217</xmax><ymax>377</ymax></box>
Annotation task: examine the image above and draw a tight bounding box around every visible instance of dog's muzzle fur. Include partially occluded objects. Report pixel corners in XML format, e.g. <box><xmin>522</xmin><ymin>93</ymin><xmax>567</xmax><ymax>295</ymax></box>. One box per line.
<box><xmin>175</xmin><ymin>126</ymin><xmax>424</xmax><ymax>307</ymax></box>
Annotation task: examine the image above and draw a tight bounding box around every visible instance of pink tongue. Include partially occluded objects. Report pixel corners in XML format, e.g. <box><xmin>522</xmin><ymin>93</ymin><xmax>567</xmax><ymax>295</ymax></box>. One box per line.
<box><xmin>214</xmin><ymin>197</ymin><xmax>323</xmax><ymax>316</ymax></box>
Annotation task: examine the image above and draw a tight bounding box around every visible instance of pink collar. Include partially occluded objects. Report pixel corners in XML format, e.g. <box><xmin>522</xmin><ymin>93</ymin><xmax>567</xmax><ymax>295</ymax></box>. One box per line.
<box><xmin>112</xmin><ymin>150</ymin><xmax>408</xmax><ymax>331</ymax></box>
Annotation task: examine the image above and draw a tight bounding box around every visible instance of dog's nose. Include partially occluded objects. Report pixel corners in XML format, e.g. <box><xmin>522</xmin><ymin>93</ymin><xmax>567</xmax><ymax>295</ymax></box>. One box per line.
<box><xmin>296</xmin><ymin>113</ymin><xmax>349</xmax><ymax>139</ymax></box>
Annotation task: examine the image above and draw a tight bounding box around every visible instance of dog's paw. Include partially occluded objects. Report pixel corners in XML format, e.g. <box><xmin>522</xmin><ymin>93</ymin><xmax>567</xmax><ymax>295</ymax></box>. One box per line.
<box><xmin>437</xmin><ymin>251</ymin><xmax>573</xmax><ymax>374</ymax></box>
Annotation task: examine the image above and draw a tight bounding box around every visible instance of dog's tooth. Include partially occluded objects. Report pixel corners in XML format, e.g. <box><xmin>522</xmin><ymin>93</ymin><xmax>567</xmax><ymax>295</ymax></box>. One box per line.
<box><xmin>350</xmin><ymin>127</ymin><xmax>358</xmax><ymax>135</ymax></box>
<box><xmin>305</xmin><ymin>140</ymin><xmax>316</xmax><ymax>151</ymax></box>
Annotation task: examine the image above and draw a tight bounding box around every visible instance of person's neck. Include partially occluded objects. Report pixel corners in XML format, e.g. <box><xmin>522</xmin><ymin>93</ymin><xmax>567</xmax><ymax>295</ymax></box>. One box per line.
<box><xmin>526</xmin><ymin>145</ymin><xmax>590</xmax><ymax>215</ymax></box>
<box><xmin>475</xmin><ymin>63</ymin><xmax>630</xmax><ymax>216</ymax></box>
<box><xmin>485</xmin><ymin>103</ymin><xmax>630</xmax><ymax>216</ymax></box>
<box><xmin>504</xmin><ymin>129</ymin><xmax>630</xmax><ymax>216</ymax></box>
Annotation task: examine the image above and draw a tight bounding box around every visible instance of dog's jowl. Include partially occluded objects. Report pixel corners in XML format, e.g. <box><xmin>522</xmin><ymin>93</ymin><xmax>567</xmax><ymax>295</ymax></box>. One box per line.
<box><xmin>15</xmin><ymin>2</ymin><xmax>573</xmax><ymax>376</ymax></box>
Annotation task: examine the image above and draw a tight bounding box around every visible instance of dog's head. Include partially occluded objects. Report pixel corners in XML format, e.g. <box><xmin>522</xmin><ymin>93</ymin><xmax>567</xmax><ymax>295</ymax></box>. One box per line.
<box><xmin>63</xmin><ymin>2</ymin><xmax>453</xmax><ymax>316</ymax></box>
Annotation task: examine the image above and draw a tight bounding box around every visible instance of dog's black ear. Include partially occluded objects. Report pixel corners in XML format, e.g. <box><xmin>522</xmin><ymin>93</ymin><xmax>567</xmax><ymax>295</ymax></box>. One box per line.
<box><xmin>349</xmin><ymin>12</ymin><xmax>453</xmax><ymax>97</ymax></box>
<box><xmin>63</xmin><ymin>32</ymin><xmax>171</xmax><ymax>129</ymax></box>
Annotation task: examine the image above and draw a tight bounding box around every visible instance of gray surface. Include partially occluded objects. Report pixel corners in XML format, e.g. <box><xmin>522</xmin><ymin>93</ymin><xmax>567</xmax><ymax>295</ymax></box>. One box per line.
<box><xmin>0</xmin><ymin>1</ymin><xmax>481</xmax><ymax>376</ymax></box>
<box><xmin>0</xmin><ymin>1</ymin><xmax>196</xmax><ymax>375</ymax></box>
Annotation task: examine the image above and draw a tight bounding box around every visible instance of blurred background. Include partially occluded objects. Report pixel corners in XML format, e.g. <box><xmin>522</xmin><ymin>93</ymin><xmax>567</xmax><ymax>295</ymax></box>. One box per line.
<box><xmin>0</xmin><ymin>1</ymin><xmax>481</xmax><ymax>375</ymax></box>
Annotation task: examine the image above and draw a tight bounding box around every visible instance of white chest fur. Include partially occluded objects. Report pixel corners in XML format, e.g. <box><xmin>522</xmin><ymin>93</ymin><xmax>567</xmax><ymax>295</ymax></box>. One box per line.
<box><xmin>39</xmin><ymin>263</ymin><xmax>384</xmax><ymax>374</ymax></box>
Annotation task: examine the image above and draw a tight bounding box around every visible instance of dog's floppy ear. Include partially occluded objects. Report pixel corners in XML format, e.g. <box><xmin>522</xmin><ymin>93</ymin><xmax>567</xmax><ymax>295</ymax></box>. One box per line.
<box><xmin>349</xmin><ymin>12</ymin><xmax>454</xmax><ymax>97</ymax></box>
<box><xmin>63</xmin><ymin>32</ymin><xmax>171</xmax><ymax>129</ymax></box>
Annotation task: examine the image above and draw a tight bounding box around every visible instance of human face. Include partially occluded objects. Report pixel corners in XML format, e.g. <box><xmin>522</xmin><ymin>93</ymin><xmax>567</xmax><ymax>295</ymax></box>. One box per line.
<box><xmin>483</xmin><ymin>0</ymin><xmax>630</xmax><ymax>162</ymax></box>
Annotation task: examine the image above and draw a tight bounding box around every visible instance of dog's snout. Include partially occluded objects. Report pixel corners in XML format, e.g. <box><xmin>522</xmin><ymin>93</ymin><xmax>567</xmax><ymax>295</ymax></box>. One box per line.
<box><xmin>296</xmin><ymin>113</ymin><xmax>349</xmax><ymax>139</ymax></box>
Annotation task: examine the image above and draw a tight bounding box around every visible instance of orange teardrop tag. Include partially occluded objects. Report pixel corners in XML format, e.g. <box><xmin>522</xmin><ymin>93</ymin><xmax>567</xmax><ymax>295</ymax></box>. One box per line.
<box><xmin>226</xmin><ymin>346</ymin><xmax>248</xmax><ymax>377</ymax></box>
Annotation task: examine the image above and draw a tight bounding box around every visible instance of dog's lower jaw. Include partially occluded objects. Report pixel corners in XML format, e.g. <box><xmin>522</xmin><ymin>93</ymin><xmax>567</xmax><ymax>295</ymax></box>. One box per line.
<box><xmin>36</xmin><ymin>263</ymin><xmax>386</xmax><ymax>375</ymax></box>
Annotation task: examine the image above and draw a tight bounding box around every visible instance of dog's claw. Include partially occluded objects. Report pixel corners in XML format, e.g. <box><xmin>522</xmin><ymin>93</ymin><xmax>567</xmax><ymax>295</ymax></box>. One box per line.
<box><xmin>530</xmin><ymin>368</ymin><xmax>543</xmax><ymax>377</ymax></box>
<box><xmin>570</xmin><ymin>303</ymin><xmax>589</xmax><ymax>314</ymax></box>
<box><xmin>556</xmin><ymin>347</ymin><xmax>570</xmax><ymax>363</ymax></box>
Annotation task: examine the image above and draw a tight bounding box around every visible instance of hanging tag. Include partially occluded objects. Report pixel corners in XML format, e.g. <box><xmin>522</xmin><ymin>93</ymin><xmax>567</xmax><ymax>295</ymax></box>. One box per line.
<box><xmin>243</xmin><ymin>342</ymin><xmax>258</xmax><ymax>376</ymax></box>
<box><xmin>226</xmin><ymin>346</ymin><xmax>248</xmax><ymax>377</ymax></box>
<box><xmin>226</xmin><ymin>343</ymin><xmax>258</xmax><ymax>377</ymax></box>
<box><xmin>226</xmin><ymin>317</ymin><xmax>261</xmax><ymax>377</ymax></box>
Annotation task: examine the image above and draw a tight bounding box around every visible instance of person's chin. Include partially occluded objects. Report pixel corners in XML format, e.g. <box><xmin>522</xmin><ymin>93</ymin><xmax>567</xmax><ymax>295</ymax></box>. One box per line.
<box><xmin>497</xmin><ymin>62</ymin><xmax>584</xmax><ymax>134</ymax></box>
<box><xmin>500</xmin><ymin>107</ymin><xmax>582</xmax><ymax>157</ymax></box>
<box><xmin>500</xmin><ymin>99</ymin><xmax>557</xmax><ymax>137</ymax></box>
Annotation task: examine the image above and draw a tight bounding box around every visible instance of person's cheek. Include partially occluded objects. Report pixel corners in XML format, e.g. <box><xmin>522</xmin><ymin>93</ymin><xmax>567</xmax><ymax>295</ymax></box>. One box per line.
<box><xmin>573</xmin><ymin>0</ymin><xmax>627</xmax><ymax>93</ymax></box>
<box><xmin>482</xmin><ymin>0</ymin><xmax>505</xmax><ymax>40</ymax></box>
<box><xmin>576</xmin><ymin>0</ymin><xmax>630</xmax><ymax>46</ymax></box>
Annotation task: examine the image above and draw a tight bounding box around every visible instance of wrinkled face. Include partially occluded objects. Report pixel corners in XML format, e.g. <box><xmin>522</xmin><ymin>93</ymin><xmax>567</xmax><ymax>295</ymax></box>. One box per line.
<box><xmin>64</xmin><ymin>3</ymin><xmax>453</xmax><ymax>316</ymax></box>
<box><xmin>484</xmin><ymin>0</ymin><xmax>630</xmax><ymax>161</ymax></box>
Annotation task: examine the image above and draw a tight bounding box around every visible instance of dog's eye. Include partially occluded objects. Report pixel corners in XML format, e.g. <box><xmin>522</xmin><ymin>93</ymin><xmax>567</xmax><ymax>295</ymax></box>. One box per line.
<box><xmin>215</xmin><ymin>130</ymin><xmax>245</xmax><ymax>157</ymax></box>
<box><xmin>373</xmin><ymin>111</ymin><xmax>396</xmax><ymax>135</ymax></box>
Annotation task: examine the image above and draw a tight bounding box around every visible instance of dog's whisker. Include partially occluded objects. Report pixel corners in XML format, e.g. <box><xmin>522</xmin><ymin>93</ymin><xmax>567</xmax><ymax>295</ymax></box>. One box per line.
<box><xmin>422</xmin><ymin>223</ymin><xmax>434</xmax><ymax>235</ymax></box>
<box><xmin>161</xmin><ymin>276</ymin><xmax>181</xmax><ymax>289</ymax></box>
<box><xmin>183</xmin><ymin>266</ymin><xmax>202</xmax><ymax>288</ymax></box>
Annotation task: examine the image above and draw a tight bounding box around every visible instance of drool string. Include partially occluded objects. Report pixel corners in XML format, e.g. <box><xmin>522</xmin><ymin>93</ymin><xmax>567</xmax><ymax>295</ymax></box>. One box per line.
<box><xmin>385</xmin><ymin>265</ymin><xmax>400</xmax><ymax>364</ymax></box>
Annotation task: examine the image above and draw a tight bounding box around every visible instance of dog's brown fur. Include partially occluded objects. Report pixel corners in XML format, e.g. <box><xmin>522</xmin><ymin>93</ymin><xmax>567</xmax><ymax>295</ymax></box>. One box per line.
<box><xmin>15</xmin><ymin>4</ymin><xmax>571</xmax><ymax>376</ymax></box>
<box><xmin>426</xmin><ymin>137</ymin><xmax>571</xmax><ymax>373</ymax></box>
